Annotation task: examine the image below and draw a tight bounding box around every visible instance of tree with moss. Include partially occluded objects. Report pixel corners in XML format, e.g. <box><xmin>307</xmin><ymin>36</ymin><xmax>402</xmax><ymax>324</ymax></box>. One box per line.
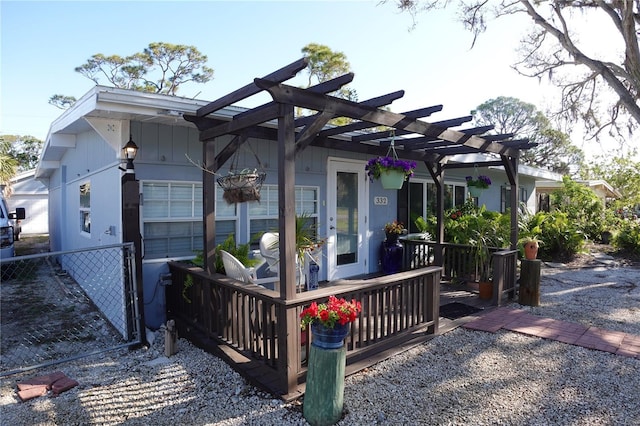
<box><xmin>300</xmin><ymin>43</ymin><xmax>358</xmax><ymax>125</ymax></box>
<box><xmin>391</xmin><ymin>1</ymin><xmax>639</xmax><ymax>147</ymax></box>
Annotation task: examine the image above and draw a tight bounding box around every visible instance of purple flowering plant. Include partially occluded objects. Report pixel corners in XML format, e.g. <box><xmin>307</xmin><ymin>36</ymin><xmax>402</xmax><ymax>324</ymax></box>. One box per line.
<box><xmin>465</xmin><ymin>175</ymin><xmax>492</xmax><ymax>189</ymax></box>
<box><xmin>365</xmin><ymin>156</ymin><xmax>417</xmax><ymax>182</ymax></box>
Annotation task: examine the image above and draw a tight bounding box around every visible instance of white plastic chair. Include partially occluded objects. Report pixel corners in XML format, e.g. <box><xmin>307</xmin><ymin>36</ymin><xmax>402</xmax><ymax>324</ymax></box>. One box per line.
<box><xmin>258</xmin><ymin>232</ymin><xmax>322</xmax><ymax>291</ymax></box>
<box><xmin>259</xmin><ymin>232</ymin><xmax>280</xmax><ymax>275</ymax></box>
<box><xmin>220</xmin><ymin>250</ymin><xmax>279</xmax><ymax>291</ymax></box>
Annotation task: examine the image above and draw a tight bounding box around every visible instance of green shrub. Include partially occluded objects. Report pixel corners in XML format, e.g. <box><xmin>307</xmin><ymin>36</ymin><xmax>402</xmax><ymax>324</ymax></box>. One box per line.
<box><xmin>614</xmin><ymin>220</ymin><xmax>640</xmax><ymax>254</ymax></box>
<box><xmin>536</xmin><ymin>211</ymin><xmax>586</xmax><ymax>260</ymax></box>
<box><xmin>551</xmin><ymin>176</ymin><xmax>605</xmax><ymax>241</ymax></box>
<box><xmin>441</xmin><ymin>202</ymin><xmax>508</xmax><ymax>248</ymax></box>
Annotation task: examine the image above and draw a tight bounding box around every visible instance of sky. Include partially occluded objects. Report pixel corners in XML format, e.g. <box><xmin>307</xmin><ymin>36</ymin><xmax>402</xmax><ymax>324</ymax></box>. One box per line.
<box><xmin>0</xmin><ymin>0</ymin><xmax>619</xmax><ymax>159</ymax></box>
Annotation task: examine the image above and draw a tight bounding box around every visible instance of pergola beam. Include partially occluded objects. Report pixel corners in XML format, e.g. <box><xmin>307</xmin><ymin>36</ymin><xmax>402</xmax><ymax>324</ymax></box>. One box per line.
<box><xmin>196</xmin><ymin>57</ymin><xmax>308</xmax><ymax>117</ymax></box>
<box><xmin>361</xmin><ymin>115</ymin><xmax>473</xmax><ymax>144</ymax></box>
<box><xmin>255</xmin><ymin>79</ymin><xmax>521</xmax><ymax>158</ymax></box>
<box><xmin>294</xmin><ymin>90</ymin><xmax>404</xmax><ymax>129</ymax></box>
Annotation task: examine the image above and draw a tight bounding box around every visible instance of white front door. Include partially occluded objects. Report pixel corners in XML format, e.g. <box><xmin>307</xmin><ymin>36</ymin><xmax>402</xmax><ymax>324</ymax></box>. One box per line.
<box><xmin>326</xmin><ymin>158</ymin><xmax>368</xmax><ymax>280</ymax></box>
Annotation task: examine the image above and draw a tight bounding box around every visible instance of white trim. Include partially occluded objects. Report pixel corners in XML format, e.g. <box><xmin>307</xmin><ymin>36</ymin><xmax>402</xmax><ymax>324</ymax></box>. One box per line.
<box><xmin>326</xmin><ymin>157</ymin><xmax>369</xmax><ymax>280</ymax></box>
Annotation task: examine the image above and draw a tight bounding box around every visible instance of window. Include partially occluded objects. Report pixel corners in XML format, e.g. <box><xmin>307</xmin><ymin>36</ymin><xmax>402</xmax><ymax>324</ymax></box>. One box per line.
<box><xmin>248</xmin><ymin>185</ymin><xmax>320</xmax><ymax>246</ymax></box>
<box><xmin>400</xmin><ymin>180</ymin><xmax>468</xmax><ymax>233</ymax></box>
<box><xmin>425</xmin><ymin>182</ymin><xmax>467</xmax><ymax>217</ymax></box>
<box><xmin>80</xmin><ymin>182</ymin><xmax>91</xmax><ymax>233</ymax></box>
<box><xmin>142</xmin><ymin>182</ymin><xmax>203</xmax><ymax>259</ymax></box>
<box><xmin>500</xmin><ymin>185</ymin><xmax>528</xmax><ymax>213</ymax></box>
<box><xmin>141</xmin><ymin>181</ymin><xmax>318</xmax><ymax>259</ymax></box>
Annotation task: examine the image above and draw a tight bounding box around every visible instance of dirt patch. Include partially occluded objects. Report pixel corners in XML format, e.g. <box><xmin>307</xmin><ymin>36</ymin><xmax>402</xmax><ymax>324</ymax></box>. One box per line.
<box><xmin>14</xmin><ymin>235</ymin><xmax>50</xmax><ymax>256</ymax></box>
<box><xmin>560</xmin><ymin>242</ymin><xmax>640</xmax><ymax>269</ymax></box>
<box><xmin>1</xmin><ymin>242</ymin><xmax>125</xmax><ymax>374</ymax></box>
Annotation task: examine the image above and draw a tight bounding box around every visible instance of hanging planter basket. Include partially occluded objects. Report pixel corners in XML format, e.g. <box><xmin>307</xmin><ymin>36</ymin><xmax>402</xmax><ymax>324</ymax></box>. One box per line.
<box><xmin>186</xmin><ymin>138</ymin><xmax>267</xmax><ymax>205</ymax></box>
<box><xmin>468</xmin><ymin>185</ymin><xmax>483</xmax><ymax>198</ymax></box>
<box><xmin>380</xmin><ymin>169</ymin><xmax>406</xmax><ymax>190</ymax></box>
<box><xmin>466</xmin><ymin>165</ymin><xmax>491</xmax><ymax>198</ymax></box>
<box><xmin>365</xmin><ymin>130</ymin><xmax>416</xmax><ymax>191</ymax></box>
<box><xmin>217</xmin><ymin>169</ymin><xmax>266</xmax><ymax>204</ymax></box>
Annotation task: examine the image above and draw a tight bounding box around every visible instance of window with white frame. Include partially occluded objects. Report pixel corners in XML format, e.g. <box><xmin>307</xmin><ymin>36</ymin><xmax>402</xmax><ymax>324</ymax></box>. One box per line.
<box><xmin>80</xmin><ymin>182</ymin><xmax>91</xmax><ymax>234</ymax></box>
<box><xmin>248</xmin><ymin>185</ymin><xmax>320</xmax><ymax>246</ymax></box>
<box><xmin>142</xmin><ymin>182</ymin><xmax>216</xmax><ymax>260</ymax></box>
<box><xmin>141</xmin><ymin>182</ymin><xmax>318</xmax><ymax>258</ymax></box>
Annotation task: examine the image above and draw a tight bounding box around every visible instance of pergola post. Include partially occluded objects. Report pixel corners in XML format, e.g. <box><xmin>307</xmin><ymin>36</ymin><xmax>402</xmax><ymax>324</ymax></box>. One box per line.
<box><xmin>501</xmin><ymin>155</ymin><xmax>520</xmax><ymax>250</ymax></box>
<box><xmin>426</xmin><ymin>162</ymin><xmax>445</xmax><ymax>264</ymax></box>
<box><xmin>203</xmin><ymin>140</ymin><xmax>217</xmax><ymax>275</ymax></box>
<box><xmin>275</xmin><ymin>102</ymin><xmax>300</xmax><ymax>393</ymax></box>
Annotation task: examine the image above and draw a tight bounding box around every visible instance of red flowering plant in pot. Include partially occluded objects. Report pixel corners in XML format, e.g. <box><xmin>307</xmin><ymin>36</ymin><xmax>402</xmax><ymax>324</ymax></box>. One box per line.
<box><xmin>300</xmin><ymin>295</ymin><xmax>362</xmax><ymax>349</ymax></box>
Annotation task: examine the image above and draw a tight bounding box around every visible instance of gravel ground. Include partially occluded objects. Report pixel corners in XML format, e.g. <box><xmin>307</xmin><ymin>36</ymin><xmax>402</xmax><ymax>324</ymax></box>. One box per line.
<box><xmin>1</xmin><ymin>249</ymin><xmax>639</xmax><ymax>425</ymax></box>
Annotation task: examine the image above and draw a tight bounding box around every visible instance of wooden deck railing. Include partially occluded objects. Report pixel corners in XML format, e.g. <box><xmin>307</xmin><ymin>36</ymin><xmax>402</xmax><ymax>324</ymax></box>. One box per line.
<box><xmin>166</xmin><ymin>263</ymin><xmax>441</xmax><ymax>399</ymax></box>
<box><xmin>401</xmin><ymin>239</ymin><xmax>518</xmax><ymax>304</ymax></box>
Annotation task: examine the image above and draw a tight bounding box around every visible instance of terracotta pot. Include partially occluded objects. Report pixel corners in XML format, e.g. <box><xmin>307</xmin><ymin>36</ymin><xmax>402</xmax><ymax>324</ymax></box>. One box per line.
<box><xmin>478</xmin><ymin>281</ymin><xmax>493</xmax><ymax>300</ymax></box>
<box><xmin>524</xmin><ymin>241</ymin><xmax>539</xmax><ymax>260</ymax></box>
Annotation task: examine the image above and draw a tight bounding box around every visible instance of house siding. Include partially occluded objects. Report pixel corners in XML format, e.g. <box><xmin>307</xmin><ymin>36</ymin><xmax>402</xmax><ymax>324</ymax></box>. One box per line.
<box><xmin>45</xmin><ymin>112</ymin><xmax>540</xmax><ymax>331</ymax></box>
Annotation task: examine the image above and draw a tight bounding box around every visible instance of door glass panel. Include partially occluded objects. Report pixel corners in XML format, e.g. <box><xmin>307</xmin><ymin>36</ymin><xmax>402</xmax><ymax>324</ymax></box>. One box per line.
<box><xmin>336</xmin><ymin>171</ymin><xmax>358</xmax><ymax>266</ymax></box>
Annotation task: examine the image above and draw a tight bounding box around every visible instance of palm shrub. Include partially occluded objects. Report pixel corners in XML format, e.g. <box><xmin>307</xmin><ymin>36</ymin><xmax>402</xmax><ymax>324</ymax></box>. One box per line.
<box><xmin>537</xmin><ymin>211</ymin><xmax>586</xmax><ymax>260</ymax></box>
<box><xmin>187</xmin><ymin>236</ymin><xmax>258</xmax><ymax>273</ymax></box>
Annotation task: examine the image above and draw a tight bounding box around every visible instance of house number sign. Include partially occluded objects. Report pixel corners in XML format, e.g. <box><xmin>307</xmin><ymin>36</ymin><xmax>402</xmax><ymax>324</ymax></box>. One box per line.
<box><xmin>373</xmin><ymin>196</ymin><xmax>388</xmax><ymax>205</ymax></box>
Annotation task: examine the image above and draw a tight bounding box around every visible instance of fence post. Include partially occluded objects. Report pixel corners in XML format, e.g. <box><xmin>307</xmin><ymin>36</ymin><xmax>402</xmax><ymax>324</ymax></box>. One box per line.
<box><xmin>519</xmin><ymin>259</ymin><xmax>541</xmax><ymax>306</ymax></box>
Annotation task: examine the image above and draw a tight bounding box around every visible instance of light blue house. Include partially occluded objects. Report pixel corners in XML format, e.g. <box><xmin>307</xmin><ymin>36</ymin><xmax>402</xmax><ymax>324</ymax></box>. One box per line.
<box><xmin>36</xmin><ymin>81</ymin><xmax>555</xmax><ymax>330</ymax></box>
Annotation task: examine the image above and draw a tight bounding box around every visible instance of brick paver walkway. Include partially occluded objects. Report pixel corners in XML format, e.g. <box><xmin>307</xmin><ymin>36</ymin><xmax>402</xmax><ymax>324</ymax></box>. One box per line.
<box><xmin>463</xmin><ymin>307</ymin><xmax>640</xmax><ymax>359</ymax></box>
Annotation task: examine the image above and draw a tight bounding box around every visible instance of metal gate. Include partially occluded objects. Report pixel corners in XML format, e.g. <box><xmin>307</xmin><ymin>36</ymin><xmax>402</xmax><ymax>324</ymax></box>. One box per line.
<box><xmin>0</xmin><ymin>243</ymin><xmax>143</xmax><ymax>376</ymax></box>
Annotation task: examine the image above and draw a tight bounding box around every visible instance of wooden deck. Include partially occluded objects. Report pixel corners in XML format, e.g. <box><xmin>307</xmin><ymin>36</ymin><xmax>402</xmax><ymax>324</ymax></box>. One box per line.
<box><xmin>166</xmin><ymin>247</ymin><xmax>518</xmax><ymax>401</ymax></box>
<box><xmin>166</xmin><ymin>263</ymin><xmax>442</xmax><ymax>401</ymax></box>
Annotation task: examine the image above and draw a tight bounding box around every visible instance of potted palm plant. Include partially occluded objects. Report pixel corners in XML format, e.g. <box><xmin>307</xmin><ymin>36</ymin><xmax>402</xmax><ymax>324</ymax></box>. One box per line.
<box><xmin>297</xmin><ymin>214</ymin><xmax>326</xmax><ymax>291</ymax></box>
<box><xmin>470</xmin><ymin>216</ymin><xmax>494</xmax><ymax>300</ymax></box>
<box><xmin>520</xmin><ymin>236</ymin><xmax>541</xmax><ymax>260</ymax></box>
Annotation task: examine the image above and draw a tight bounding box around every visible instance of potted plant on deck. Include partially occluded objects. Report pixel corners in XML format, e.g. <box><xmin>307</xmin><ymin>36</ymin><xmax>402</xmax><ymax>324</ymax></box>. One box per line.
<box><xmin>295</xmin><ymin>213</ymin><xmax>325</xmax><ymax>291</ymax></box>
<box><xmin>384</xmin><ymin>220</ymin><xmax>406</xmax><ymax>243</ymax></box>
<box><xmin>470</xmin><ymin>216</ymin><xmax>494</xmax><ymax>300</ymax></box>
<box><xmin>382</xmin><ymin>220</ymin><xmax>405</xmax><ymax>274</ymax></box>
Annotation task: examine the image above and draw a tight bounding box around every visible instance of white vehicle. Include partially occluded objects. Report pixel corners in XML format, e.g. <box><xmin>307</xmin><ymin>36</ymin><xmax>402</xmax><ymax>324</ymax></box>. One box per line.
<box><xmin>1</xmin><ymin>194</ymin><xmax>25</xmax><ymax>259</ymax></box>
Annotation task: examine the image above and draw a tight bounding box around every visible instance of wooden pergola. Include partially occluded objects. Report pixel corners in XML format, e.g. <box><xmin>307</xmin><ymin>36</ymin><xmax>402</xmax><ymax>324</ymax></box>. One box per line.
<box><xmin>185</xmin><ymin>57</ymin><xmax>533</xmax><ymax>279</ymax></box>
<box><xmin>174</xmin><ymin>57</ymin><xmax>535</xmax><ymax>397</ymax></box>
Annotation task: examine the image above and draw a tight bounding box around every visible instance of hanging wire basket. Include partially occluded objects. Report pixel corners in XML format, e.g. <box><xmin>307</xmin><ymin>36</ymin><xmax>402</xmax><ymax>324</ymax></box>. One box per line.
<box><xmin>216</xmin><ymin>169</ymin><xmax>266</xmax><ymax>204</ymax></box>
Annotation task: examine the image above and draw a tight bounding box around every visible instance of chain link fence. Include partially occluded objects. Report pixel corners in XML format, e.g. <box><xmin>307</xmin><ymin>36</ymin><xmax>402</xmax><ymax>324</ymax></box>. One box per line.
<box><xmin>0</xmin><ymin>243</ymin><xmax>143</xmax><ymax>376</ymax></box>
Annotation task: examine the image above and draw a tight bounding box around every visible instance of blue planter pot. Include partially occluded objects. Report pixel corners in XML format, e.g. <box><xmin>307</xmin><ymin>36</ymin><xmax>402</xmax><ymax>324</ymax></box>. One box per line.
<box><xmin>381</xmin><ymin>240</ymin><xmax>403</xmax><ymax>274</ymax></box>
<box><xmin>311</xmin><ymin>322</ymin><xmax>350</xmax><ymax>349</ymax></box>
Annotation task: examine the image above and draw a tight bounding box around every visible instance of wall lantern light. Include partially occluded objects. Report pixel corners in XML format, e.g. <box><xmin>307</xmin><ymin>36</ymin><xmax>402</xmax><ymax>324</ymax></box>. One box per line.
<box><xmin>123</xmin><ymin>136</ymin><xmax>139</xmax><ymax>172</ymax></box>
